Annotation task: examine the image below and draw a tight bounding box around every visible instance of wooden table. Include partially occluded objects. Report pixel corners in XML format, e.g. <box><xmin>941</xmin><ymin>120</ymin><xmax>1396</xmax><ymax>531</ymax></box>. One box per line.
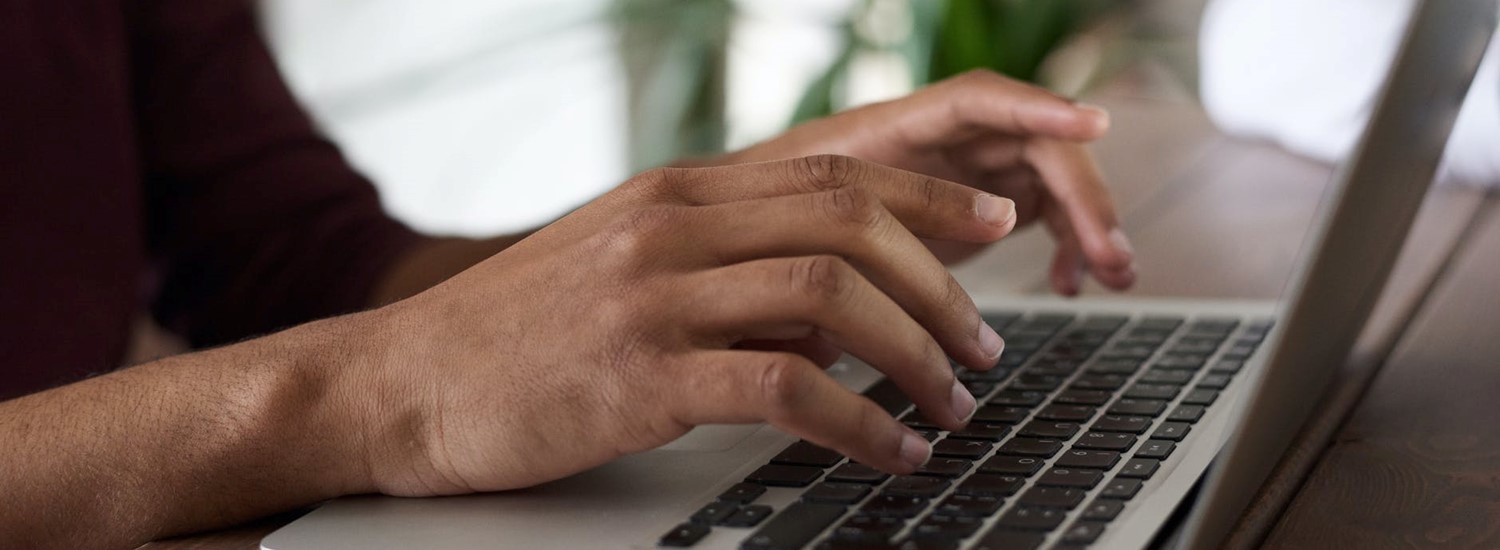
<box><xmin>145</xmin><ymin>80</ymin><xmax>1500</xmax><ymax>549</ymax></box>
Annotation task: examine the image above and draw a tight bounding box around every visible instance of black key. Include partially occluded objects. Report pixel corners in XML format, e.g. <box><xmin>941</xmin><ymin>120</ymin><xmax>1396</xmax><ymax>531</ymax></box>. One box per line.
<box><xmin>959</xmin><ymin>367</ymin><xmax>1012</xmax><ymax>383</ymax></box>
<box><xmin>804</xmin><ymin>482</ymin><xmax>873</xmax><ymax>504</ymax></box>
<box><xmin>827</xmin><ymin>463</ymin><xmax>890</xmax><ymax>484</ymax></box>
<box><xmin>1018</xmin><ymin>486</ymin><xmax>1086</xmax><ymax>509</ymax></box>
<box><xmin>982</xmin><ymin>312</ymin><xmax>1022</xmax><ymax>330</ymax></box>
<box><xmin>831</xmin><ymin>515</ymin><xmax>903</xmax><ymax>541</ymax></box>
<box><xmin>913</xmin><ymin>514</ymin><xmax>983</xmax><ymax>539</ymax></box>
<box><xmin>1181</xmin><ymin>388</ymin><xmax>1219</xmax><ymax>406</ymax></box>
<box><xmin>997</xmin><ymin>438</ymin><xmax>1063</xmax><ymax>458</ymax></box>
<box><xmin>719</xmin><ymin>482</ymin><xmax>767</xmax><ymax>504</ymax></box>
<box><xmin>916</xmin><ymin>458</ymin><xmax>971</xmax><ymax>478</ymax></box>
<box><xmin>974</xmin><ymin>530</ymin><xmax>1045</xmax><ymax>550</ymax></box>
<box><xmin>743</xmin><ymin>502</ymin><xmax>846</xmax><ymax>550</ymax></box>
<box><xmin>773</xmin><ymin>441</ymin><xmax>843</xmax><ymax>468</ymax></box>
<box><xmin>979</xmin><ymin>455</ymin><xmax>1044</xmax><ymax>476</ymax></box>
<box><xmin>1088</xmin><ymin>358</ymin><xmax>1141</xmax><ymax>375</ymax></box>
<box><xmin>723</xmin><ymin>505</ymin><xmax>774</xmax><ymax>528</ymax></box>
<box><xmin>660</xmin><ymin>522</ymin><xmax>710</xmax><ymax>547</ymax></box>
<box><xmin>1055</xmin><ymin>389</ymin><xmax>1112</xmax><ymax>406</ymax></box>
<box><xmin>900</xmin><ymin>410</ymin><xmax>941</xmax><ymax>430</ymax></box>
<box><xmin>1209</xmin><ymin>359</ymin><xmax>1245</xmax><ymax>374</ymax></box>
<box><xmin>934</xmin><ymin>494</ymin><xmax>1004</xmax><ymax>517</ymax></box>
<box><xmin>1135</xmin><ymin>440</ymin><xmax>1176</xmax><ymax>459</ymax></box>
<box><xmin>860</xmin><ymin>494</ymin><xmax>928</xmax><ymax>518</ymax></box>
<box><xmin>1124</xmin><ymin>383</ymin><xmax>1181</xmax><ymax>401</ymax></box>
<box><xmin>1035</xmin><ymin>404</ymin><xmax>1096</xmax><ymax>422</ymax></box>
<box><xmin>1072</xmin><ymin>374</ymin><xmax>1128</xmax><ymax>391</ymax></box>
<box><xmin>885</xmin><ymin>476</ymin><xmax>950</xmax><ymax>498</ymax></box>
<box><xmin>949</xmin><ymin>423</ymin><xmax>1012</xmax><ymax>441</ymax></box>
<box><xmin>861</xmin><ymin>378</ymin><xmax>911</xmax><ymax>416</ymax></box>
<box><xmin>1168</xmin><ymin>405</ymin><xmax>1206</xmax><ymax>423</ymax></box>
<box><xmin>1118</xmin><ymin>458</ymin><xmax>1160</xmax><ymax>479</ymax></box>
<box><xmin>1079</xmin><ymin>315</ymin><xmax>1128</xmax><ymax>330</ymax></box>
<box><xmin>1151</xmin><ymin>422</ymin><xmax>1192</xmax><ymax>441</ymax></box>
<box><xmin>1100</xmin><ymin>478</ymin><xmax>1144</xmax><ymax>500</ymax></box>
<box><xmin>1196</xmin><ymin>373</ymin><xmax>1233</xmax><ymax>390</ymax></box>
<box><xmin>1018</xmin><ymin>420</ymin><xmax>1080</xmax><ymax>439</ymax></box>
<box><xmin>1171</xmin><ymin>337</ymin><xmax>1221</xmax><ymax>354</ymax></box>
<box><xmin>1108</xmin><ymin>399</ymin><xmax>1167</xmax><ymax>417</ymax></box>
<box><xmin>1037</xmin><ymin>468</ymin><xmax>1104</xmax><ymax>489</ymax></box>
<box><xmin>988</xmin><ymin>390</ymin><xmax>1047</xmax><ymax>407</ymax></box>
<box><xmin>1054</xmin><ymin>449</ymin><xmax>1120</xmax><ymax>470</ymax></box>
<box><xmin>1139</xmin><ymin>368</ymin><xmax>1193</xmax><ymax>385</ymax></box>
<box><xmin>1137</xmin><ymin>316</ymin><xmax>1184</xmax><ymax>330</ymax></box>
<box><xmin>995</xmin><ymin>506</ymin><xmax>1068</xmax><ymax>531</ymax></box>
<box><xmin>1155</xmin><ymin>354</ymin><xmax>1207</xmax><ymax>370</ymax></box>
<box><xmin>1061</xmin><ymin>521</ymin><xmax>1107</xmax><ymax>544</ymax></box>
<box><xmin>963</xmin><ymin>381</ymin><xmax>997</xmax><ymax>398</ymax></box>
<box><xmin>1010</xmin><ymin>374</ymin><xmax>1066</xmax><ymax>392</ymax></box>
<box><xmin>956</xmin><ymin>474</ymin><xmax>1024</xmax><ymax>497</ymax></box>
<box><xmin>1100</xmin><ymin>345</ymin><xmax>1156</xmax><ymax>360</ymax></box>
<box><xmin>1081</xmin><ymin>499</ymin><xmax>1125</xmax><ymax>521</ymax></box>
<box><xmin>691</xmin><ymin>501</ymin><xmax>739</xmax><ymax>524</ymax></box>
<box><xmin>1092</xmin><ymin>415</ymin><xmax>1152</xmax><ymax>434</ymax></box>
<box><xmin>972</xmin><ymin>405</ymin><xmax>1030</xmax><ymax>424</ymax></box>
<box><xmin>1074</xmin><ymin>431</ymin><xmax>1137</xmax><ymax>451</ymax></box>
<box><xmin>1223</xmin><ymin>342</ymin><xmax>1258</xmax><ymax>358</ymax></box>
<box><xmin>931</xmin><ymin>438</ymin><xmax>992</xmax><ymax>460</ymax></box>
<box><xmin>747</xmin><ymin>464</ymin><xmax>823</xmax><ymax>487</ymax></box>
<box><xmin>917</xmin><ymin>430</ymin><xmax>941</xmax><ymax>442</ymax></box>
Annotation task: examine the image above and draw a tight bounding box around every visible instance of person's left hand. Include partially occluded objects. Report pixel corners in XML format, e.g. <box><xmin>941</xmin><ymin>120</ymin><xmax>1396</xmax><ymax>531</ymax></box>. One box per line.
<box><xmin>700</xmin><ymin>69</ymin><xmax>1134</xmax><ymax>296</ymax></box>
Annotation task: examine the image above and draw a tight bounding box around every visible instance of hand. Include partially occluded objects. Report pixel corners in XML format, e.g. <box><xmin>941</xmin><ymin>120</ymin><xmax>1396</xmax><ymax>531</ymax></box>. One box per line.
<box><xmin>347</xmin><ymin>155</ymin><xmax>1017</xmax><ymax>496</ymax></box>
<box><xmin>714</xmin><ymin>70</ymin><xmax>1135</xmax><ymax>295</ymax></box>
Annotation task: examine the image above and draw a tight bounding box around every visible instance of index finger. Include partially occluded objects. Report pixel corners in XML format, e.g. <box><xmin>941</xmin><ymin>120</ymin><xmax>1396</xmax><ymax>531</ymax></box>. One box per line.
<box><xmin>1025</xmin><ymin>139</ymin><xmax>1136</xmax><ymax>285</ymax></box>
<box><xmin>884</xmin><ymin>70</ymin><xmax>1111</xmax><ymax>149</ymax></box>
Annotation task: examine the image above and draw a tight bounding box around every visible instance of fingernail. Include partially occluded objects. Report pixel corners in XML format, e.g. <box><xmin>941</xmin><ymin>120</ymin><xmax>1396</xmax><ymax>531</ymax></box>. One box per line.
<box><xmin>1076</xmin><ymin>102</ymin><xmax>1111</xmax><ymax>134</ymax></box>
<box><xmin>978</xmin><ymin>322</ymin><xmax>1004</xmax><ymax>361</ymax></box>
<box><xmin>899</xmin><ymin>431</ymin><xmax>931</xmax><ymax>468</ymax></box>
<box><xmin>1108</xmin><ymin>227</ymin><xmax>1135</xmax><ymax>259</ymax></box>
<box><xmin>950</xmin><ymin>380</ymin><xmax>977</xmax><ymax>423</ymax></box>
<box><xmin>975</xmin><ymin>194</ymin><xmax>1016</xmax><ymax>227</ymax></box>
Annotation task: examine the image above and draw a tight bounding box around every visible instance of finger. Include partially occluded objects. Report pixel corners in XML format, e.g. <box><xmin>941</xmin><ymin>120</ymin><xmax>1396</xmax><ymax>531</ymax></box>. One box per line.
<box><xmin>1043</xmin><ymin>205</ymin><xmax>1087</xmax><ymax>296</ymax></box>
<box><xmin>678</xmin><ymin>255</ymin><xmax>976</xmax><ymax>431</ymax></box>
<box><xmin>880</xmin><ymin>69</ymin><xmax>1110</xmax><ymax>149</ymax></box>
<box><xmin>679</xmin><ymin>188</ymin><xmax>1005</xmax><ymax>370</ymax></box>
<box><xmin>672</xmin><ymin>350</ymin><xmax>931</xmax><ymax>474</ymax></box>
<box><xmin>737</xmin><ymin>336</ymin><xmax>844</xmax><ymax>369</ymax></box>
<box><xmin>655</xmin><ymin>154</ymin><xmax>1015</xmax><ymax>244</ymax></box>
<box><xmin>1024</xmin><ymin>139</ymin><xmax>1136</xmax><ymax>285</ymax></box>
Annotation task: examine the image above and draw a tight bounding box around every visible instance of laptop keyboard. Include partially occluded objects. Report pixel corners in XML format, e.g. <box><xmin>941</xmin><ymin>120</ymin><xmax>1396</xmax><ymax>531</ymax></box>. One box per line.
<box><xmin>658</xmin><ymin>312</ymin><xmax>1274</xmax><ymax>549</ymax></box>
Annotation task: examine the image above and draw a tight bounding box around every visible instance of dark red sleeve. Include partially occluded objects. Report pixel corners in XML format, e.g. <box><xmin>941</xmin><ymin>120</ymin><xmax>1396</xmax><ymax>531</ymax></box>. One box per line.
<box><xmin>129</xmin><ymin>0</ymin><xmax>427</xmax><ymax>346</ymax></box>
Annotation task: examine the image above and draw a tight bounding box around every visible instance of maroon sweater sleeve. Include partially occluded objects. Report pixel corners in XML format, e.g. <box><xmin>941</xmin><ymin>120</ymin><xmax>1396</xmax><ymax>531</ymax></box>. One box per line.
<box><xmin>129</xmin><ymin>0</ymin><xmax>427</xmax><ymax>346</ymax></box>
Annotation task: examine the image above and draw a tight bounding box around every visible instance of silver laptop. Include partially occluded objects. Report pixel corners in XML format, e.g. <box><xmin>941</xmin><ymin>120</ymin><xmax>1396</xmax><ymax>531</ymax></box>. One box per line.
<box><xmin>262</xmin><ymin>2</ymin><xmax>1495</xmax><ymax>548</ymax></box>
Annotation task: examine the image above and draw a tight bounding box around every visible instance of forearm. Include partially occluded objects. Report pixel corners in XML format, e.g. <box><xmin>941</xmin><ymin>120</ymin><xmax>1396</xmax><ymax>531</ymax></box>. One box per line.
<box><xmin>0</xmin><ymin>314</ymin><xmax>378</xmax><ymax>549</ymax></box>
<box><xmin>370</xmin><ymin>234</ymin><xmax>529</xmax><ymax>307</ymax></box>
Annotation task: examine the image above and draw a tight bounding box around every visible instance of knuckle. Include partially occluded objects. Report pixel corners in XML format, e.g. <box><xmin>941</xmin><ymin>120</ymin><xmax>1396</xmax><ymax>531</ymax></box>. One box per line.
<box><xmin>796</xmin><ymin>154</ymin><xmax>862</xmax><ymax>191</ymax></box>
<box><xmin>915</xmin><ymin>175</ymin><xmax>945</xmax><ymax>211</ymax></box>
<box><xmin>624</xmin><ymin>167</ymin><xmax>692</xmax><ymax>202</ymax></box>
<box><xmin>602</xmin><ymin>206</ymin><xmax>681</xmax><ymax>256</ymax></box>
<box><xmin>758</xmin><ymin>355</ymin><xmax>810</xmax><ymax>416</ymax></box>
<box><xmin>790</xmin><ymin>255</ymin><xmax>854</xmax><ymax>305</ymax></box>
<box><xmin>823</xmin><ymin>187</ymin><xmax>884</xmax><ymax>231</ymax></box>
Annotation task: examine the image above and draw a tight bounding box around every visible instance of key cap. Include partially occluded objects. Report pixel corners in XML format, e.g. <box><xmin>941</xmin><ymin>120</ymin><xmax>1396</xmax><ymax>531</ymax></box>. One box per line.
<box><xmin>742</xmin><ymin>502</ymin><xmax>846</xmax><ymax>550</ymax></box>
<box><xmin>956</xmin><ymin>474</ymin><xmax>1025</xmax><ymax>497</ymax></box>
<box><xmin>915</xmin><ymin>458</ymin><xmax>971</xmax><ymax>478</ymax></box>
<box><xmin>1171</xmin><ymin>337</ymin><xmax>1221</xmax><ymax>354</ymax></box>
<box><xmin>723</xmin><ymin>505</ymin><xmax>773</xmax><ymax>528</ymax></box>
<box><xmin>1108</xmin><ymin>399</ymin><xmax>1167</xmax><ymax>417</ymax></box>
<box><xmin>691</xmin><ymin>501</ymin><xmax>739</xmax><ymax>524</ymax></box>
<box><xmin>1010</xmin><ymin>374</ymin><xmax>1066</xmax><ymax>392</ymax></box>
<box><xmin>1092</xmin><ymin>415</ymin><xmax>1152</xmax><ymax>434</ymax></box>
<box><xmin>995</xmin><ymin>506</ymin><xmax>1068</xmax><ymax>531</ymax></box>
<box><xmin>974</xmin><ymin>529</ymin><xmax>1046</xmax><ymax>550</ymax></box>
<box><xmin>979</xmin><ymin>455</ymin><xmax>1044</xmax><ymax>476</ymax></box>
<box><xmin>900</xmin><ymin>410</ymin><xmax>942</xmax><ymax>430</ymax></box>
<box><xmin>1061</xmin><ymin>521</ymin><xmax>1107</xmax><ymax>544</ymax></box>
<box><xmin>959</xmin><ymin>367</ymin><xmax>1012</xmax><ymax>383</ymax></box>
<box><xmin>1072</xmin><ymin>374</ymin><xmax>1128</xmax><ymax>391</ymax></box>
<box><xmin>1124</xmin><ymin>383</ymin><xmax>1182</xmax><ymax>401</ymax></box>
<box><xmin>972</xmin><ymin>405</ymin><xmax>1030</xmax><ymax>424</ymax></box>
<box><xmin>1155</xmin><ymin>354</ymin><xmax>1207</xmax><ymax>370</ymax></box>
<box><xmin>804</xmin><ymin>482</ymin><xmax>873</xmax><ymax>504</ymax></box>
<box><xmin>913</xmin><ymin>514</ymin><xmax>982</xmax><ymax>539</ymax></box>
<box><xmin>1055</xmin><ymin>389</ymin><xmax>1112</xmax><ymax>405</ymax></box>
<box><xmin>1037</xmin><ymin>468</ymin><xmax>1103</xmax><ymax>489</ymax></box>
<box><xmin>1100</xmin><ymin>478</ymin><xmax>1144</xmax><ymax>500</ymax></box>
<box><xmin>1018</xmin><ymin>486</ymin><xmax>1086</xmax><ymax>509</ymax></box>
<box><xmin>982</xmin><ymin>312</ymin><xmax>1022</xmax><ymax>330</ymax></box>
<box><xmin>747</xmin><ymin>464</ymin><xmax>823</xmax><ymax>487</ymax></box>
<box><xmin>1168</xmin><ymin>405</ymin><xmax>1206</xmax><ymax>423</ymax></box>
<box><xmin>860</xmin><ymin>494</ymin><xmax>928</xmax><ymax>518</ymax></box>
<box><xmin>1135</xmin><ymin>440</ymin><xmax>1176</xmax><ymax>459</ymax></box>
<box><xmin>1181</xmin><ymin>388</ymin><xmax>1219</xmax><ymax>406</ymax></box>
<box><xmin>1054</xmin><ymin>450</ymin><xmax>1120</xmax><ymax>470</ymax></box>
<box><xmin>1138</xmin><ymin>316</ymin><xmax>1184</xmax><ymax>330</ymax></box>
<box><xmin>1209</xmin><ymin>360</ymin><xmax>1245</xmax><ymax>374</ymax></box>
<box><xmin>831</xmin><ymin>515</ymin><xmax>903</xmax><ymax>541</ymax></box>
<box><xmin>931</xmin><ymin>438</ymin><xmax>992</xmax><ymax>460</ymax></box>
<box><xmin>949</xmin><ymin>423</ymin><xmax>1012</xmax><ymax>441</ymax></box>
<box><xmin>861</xmin><ymin>378</ymin><xmax>911</xmax><ymax>416</ymax></box>
<box><xmin>997</xmin><ymin>438</ymin><xmax>1063</xmax><ymax>458</ymax></box>
<box><xmin>1223</xmin><ymin>343</ymin><xmax>1258</xmax><ymax>359</ymax></box>
<box><xmin>1074</xmin><ymin>432</ymin><xmax>1137</xmax><ymax>451</ymax></box>
<box><xmin>934</xmin><ymin>494</ymin><xmax>1004</xmax><ymax>517</ymax></box>
<box><xmin>1118</xmin><ymin>458</ymin><xmax>1160</xmax><ymax>479</ymax></box>
<box><xmin>988</xmin><ymin>390</ymin><xmax>1047</xmax><ymax>407</ymax></box>
<box><xmin>1100</xmin><ymin>345</ymin><xmax>1156</xmax><ymax>360</ymax></box>
<box><xmin>1089</xmin><ymin>358</ymin><xmax>1143</xmax><ymax>375</ymax></box>
<box><xmin>1151</xmin><ymin>422</ymin><xmax>1192</xmax><ymax>442</ymax></box>
<box><xmin>885</xmin><ymin>476</ymin><xmax>950</xmax><ymax>498</ymax></box>
<box><xmin>719</xmin><ymin>482</ymin><xmax>767</xmax><ymax>504</ymax></box>
<box><xmin>827</xmin><ymin>463</ymin><xmax>890</xmax><ymax>484</ymax></box>
<box><xmin>660</xmin><ymin>522</ymin><xmax>710</xmax><ymax>547</ymax></box>
<box><xmin>1081</xmin><ymin>499</ymin><xmax>1125</xmax><ymax>521</ymax></box>
<box><xmin>772</xmin><ymin>441</ymin><xmax>843</xmax><ymax>468</ymax></box>
<box><xmin>917</xmin><ymin>430</ymin><xmax>941</xmax><ymax>442</ymax></box>
<box><xmin>1196</xmin><ymin>373</ymin><xmax>1233</xmax><ymax>390</ymax></box>
<box><xmin>964</xmin><ymin>381</ymin><xmax>997</xmax><ymax>399</ymax></box>
<box><xmin>1018</xmin><ymin>420</ymin><xmax>1080</xmax><ymax>439</ymax></box>
<box><xmin>1035</xmin><ymin>404</ymin><xmax>1097</xmax><ymax>422</ymax></box>
<box><xmin>1139</xmin><ymin>368</ymin><xmax>1193</xmax><ymax>385</ymax></box>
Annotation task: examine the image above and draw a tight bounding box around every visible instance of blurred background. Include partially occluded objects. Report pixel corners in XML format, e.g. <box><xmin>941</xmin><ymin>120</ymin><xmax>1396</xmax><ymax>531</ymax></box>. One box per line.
<box><xmin>258</xmin><ymin>0</ymin><xmax>1206</xmax><ymax>236</ymax></box>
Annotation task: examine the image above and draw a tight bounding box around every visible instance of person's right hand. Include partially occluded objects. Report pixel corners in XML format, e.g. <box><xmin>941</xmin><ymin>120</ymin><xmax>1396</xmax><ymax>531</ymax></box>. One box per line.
<box><xmin>344</xmin><ymin>155</ymin><xmax>1020</xmax><ymax>497</ymax></box>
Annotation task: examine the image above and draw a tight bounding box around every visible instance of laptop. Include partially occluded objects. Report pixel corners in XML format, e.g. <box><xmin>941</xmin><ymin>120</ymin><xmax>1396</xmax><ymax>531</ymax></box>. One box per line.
<box><xmin>262</xmin><ymin>1</ymin><xmax>1495</xmax><ymax>548</ymax></box>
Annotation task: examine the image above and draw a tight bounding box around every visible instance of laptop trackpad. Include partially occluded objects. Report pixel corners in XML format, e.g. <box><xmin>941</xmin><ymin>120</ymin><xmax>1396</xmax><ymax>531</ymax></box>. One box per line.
<box><xmin>659</xmin><ymin>425</ymin><xmax>761</xmax><ymax>452</ymax></box>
